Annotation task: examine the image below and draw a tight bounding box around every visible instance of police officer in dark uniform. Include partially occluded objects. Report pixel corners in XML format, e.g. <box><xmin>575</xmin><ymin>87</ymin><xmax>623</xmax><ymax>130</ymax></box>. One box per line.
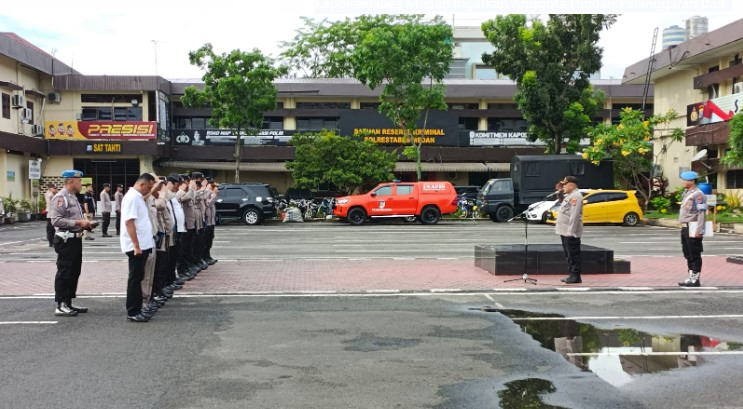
<box><xmin>50</xmin><ymin>170</ymin><xmax>98</xmax><ymax>316</ymax></box>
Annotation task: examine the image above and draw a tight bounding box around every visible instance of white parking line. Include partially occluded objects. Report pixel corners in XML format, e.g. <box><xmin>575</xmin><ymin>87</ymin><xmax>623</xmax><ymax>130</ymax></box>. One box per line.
<box><xmin>511</xmin><ymin>314</ymin><xmax>743</xmax><ymax>321</ymax></box>
<box><xmin>568</xmin><ymin>351</ymin><xmax>743</xmax><ymax>356</ymax></box>
<box><xmin>0</xmin><ymin>321</ymin><xmax>57</xmax><ymax>325</ymax></box>
<box><xmin>366</xmin><ymin>289</ymin><xmax>401</xmax><ymax>293</ymax></box>
<box><xmin>431</xmin><ymin>289</ymin><xmax>462</xmax><ymax>292</ymax></box>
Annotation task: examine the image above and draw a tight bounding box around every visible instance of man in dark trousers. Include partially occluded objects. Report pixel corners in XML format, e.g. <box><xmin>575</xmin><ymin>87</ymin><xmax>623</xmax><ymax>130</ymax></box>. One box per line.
<box><xmin>555</xmin><ymin>176</ymin><xmax>583</xmax><ymax>284</ymax></box>
<box><xmin>44</xmin><ymin>183</ymin><xmax>58</xmax><ymax>247</ymax></box>
<box><xmin>120</xmin><ymin>173</ymin><xmax>156</xmax><ymax>322</ymax></box>
<box><xmin>114</xmin><ymin>184</ymin><xmax>124</xmax><ymax>235</ymax></box>
<box><xmin>50</xmin><ymin>170</ymin><xmax>97</xmax><ymax>316</ymax></box>
<box><xmin>82</xmin><ymin>184</ymin><xmax>96</xmax><ymax>240</ymax></box>
<box><xmin>678</xmin><ymin>171</ymin><xmax>708</xmax><ymax>287</ymax></box>
<box><xmin>100</xmin><ymin>183</ymin><xmax>112</xmax><ymax>237</ymax></box>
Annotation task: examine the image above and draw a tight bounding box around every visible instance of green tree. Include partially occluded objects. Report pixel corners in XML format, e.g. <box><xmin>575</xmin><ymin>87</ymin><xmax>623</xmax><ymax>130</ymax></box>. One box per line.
<box><xmin>721</xmin><ymin>112</ymin><xmax>743</xmax><ymax>168</ymax></box>
<box><xmin>287</xmin><ymin>130</ymin><xmax>398</xmax><ymax>194</ymax></box>
<box><xmin>181</xmin><ymin>43</ymin><xmax>286</xmax><ymax>183</ymax></box>
<box><xmin>281</xmin><ymin>15</ymin><xmax>452</xmax><ymax>180</ymax></box>
<box><xmin>481</xmin><ymin>14</ymin><xmax>616</xmax><ymax>154</ymax></box>
<box><xmin>582</xmin><ymin>108</ymin><xmax>684</xmax><ymax>209</ymax></box>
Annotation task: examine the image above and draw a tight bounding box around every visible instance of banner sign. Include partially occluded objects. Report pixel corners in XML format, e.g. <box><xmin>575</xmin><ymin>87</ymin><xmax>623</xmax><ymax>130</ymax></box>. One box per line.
<box><xmin>339</xmin><ymin>110</ymin><xmax>460</xmax><ymax>146</ymax></box>
<box><xmin>86</xmin><ymin>143</ymin><xmax>123</xmax><ymax>153</ymax></box>
<box><xmin>44</xmin><ymin>121</ymin><xmax>156</xmax><ymax>140</ymax></box>
<box><xmin>468</xmin><ymin>130</ymin><xmax>543</xmax><ymax>146</ymax></box>
<box><xmin>172</xmin><ymin>129</ymin><xmax>297</xmax><ymax>146</ymax></box>
<box><xmin>687</xmin><ymin>93</ymin><xmax>742</xmax><ymax>126</ymax></box>
<box><xmin>29</xmin><ymin>160</ymin><xmax>41</xmax><ymax>180</ymax></box>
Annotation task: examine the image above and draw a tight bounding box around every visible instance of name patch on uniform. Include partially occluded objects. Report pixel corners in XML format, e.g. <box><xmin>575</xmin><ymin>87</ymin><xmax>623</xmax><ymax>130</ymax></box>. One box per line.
<box><xmin>570</xmin><ymin>198</ymin><xmax>578</xmax><ymax>206</ymax></box>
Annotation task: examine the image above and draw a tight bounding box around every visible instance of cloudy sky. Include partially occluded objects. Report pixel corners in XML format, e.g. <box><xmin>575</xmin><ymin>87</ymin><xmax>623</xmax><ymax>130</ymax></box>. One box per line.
<box><xmin>1</xmin><ymin>0</ymin><xmax>740</xmax><ymax>80</ymax></box>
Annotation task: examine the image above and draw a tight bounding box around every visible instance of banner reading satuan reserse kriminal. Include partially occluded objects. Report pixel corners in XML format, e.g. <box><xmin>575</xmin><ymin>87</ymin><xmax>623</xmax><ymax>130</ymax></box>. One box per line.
<box><xmin>44</xmin><ymin>121</ymin><xmax>156</xmax><ymax>140</ymax></box>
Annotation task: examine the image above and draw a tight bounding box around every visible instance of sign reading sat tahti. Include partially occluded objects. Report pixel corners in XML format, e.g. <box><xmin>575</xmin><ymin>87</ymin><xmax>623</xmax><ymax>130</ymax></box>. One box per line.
<box><xmin>44</xmin><ymin>121</ymin><xmax>156</xmax><ymax>140</ymax></box>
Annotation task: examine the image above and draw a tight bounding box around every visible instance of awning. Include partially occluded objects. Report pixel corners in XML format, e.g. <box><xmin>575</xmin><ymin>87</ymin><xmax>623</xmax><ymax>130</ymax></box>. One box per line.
<box><xmin>0</xmin><ymin>81</ymin><xmax>23</xmax><ymax>91</ymax></box>
<box><xmin>159</xmin><ymin>161</ymin><xmax>290</xmax><ymax>172</ymax></box>
<box><xmin>159</xmin><ymin>161</ymin><xmax>510</xmax><ymax>173</ymax></box>
<box><xmin>394</xmin><ymin>162</ymin><xmax>509</xmax><ymax>172</ymax></box>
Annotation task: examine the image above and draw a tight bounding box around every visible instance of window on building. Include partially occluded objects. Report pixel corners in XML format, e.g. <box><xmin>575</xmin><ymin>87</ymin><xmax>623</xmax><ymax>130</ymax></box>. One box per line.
<box><xmin>262</xmin><ymin>117</ymin><xmax>283</xmax><ymax>130</ymax></box>
<box><xmin>360</xmin><ymin>102</ymin><xmax>381</xmax><ymax>110</ymax></box>
<box><xmin>487</xmin><ymin>118</ymin><xmax>527</xmax><ymax>132</ymax></box>
<box><xmin>1</xmin><ymin>93</ymin><xmax>9</xmax><ymax>119</ymax></box>
<box><xmin>449</xmin><ymin>103</ymin><xmax>479</xmax><ymax>110</ymax></box>
<box><xmin>458</xmin><ymin>117</ymin><xmax>478</xmax><ymax>130</ymax></box>
<box><xmin>728</xmin><ymin>170</ymin><xmax>743</xmax><ymax>189</ymax></box>
<box><xmin>26</xmin><ymin>101</ymin><xmax>34</xmax><ymax>124</ymax></box>
<box><xmin>296</xmin><ymin>117</ymin><xmax>338</xmax><ymax>131</ymax></box>
<box><xmin>487</xmin><ymin>103</ymin><xmax>518</xmax><ymax>110</ymax></box>
<box><xmin>81</xmin><ymin>94</ymin><xmax>142</xmax><ymax>104</ymax></box>
<box><xmin>295</xmin><ymin>102</ymin><xmax>351</xmax><ymax>109</ymax></box>
<box><xmin>81</xmin><ymin>106</ymin><xmax>142</xmax><ymax>121</ymax></box>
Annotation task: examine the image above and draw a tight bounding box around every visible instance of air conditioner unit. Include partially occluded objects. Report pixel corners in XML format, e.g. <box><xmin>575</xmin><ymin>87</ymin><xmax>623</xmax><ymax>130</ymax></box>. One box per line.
<box><xmin>11</xmin><ymin>94</ymin><xmax>25</xmax><ymax>108</ymax></box>
<box><xmin>20</xmin><ymin>108</ymin><xmax>32</xmax><ymax>122</ymax></box>
<box><xmin>47</xmin><ymin>92</ymin><xmax>61</xmax><ymax>103</ymax></box>
<box><xmin>734</xmin><ymin>82</ymin><xmax>743</xmax><ymax>95</ymax></box>
<box><xmin>31</xmin><ymin>124</ymin><xmax>44</xmax><ymax>135</ymax></box>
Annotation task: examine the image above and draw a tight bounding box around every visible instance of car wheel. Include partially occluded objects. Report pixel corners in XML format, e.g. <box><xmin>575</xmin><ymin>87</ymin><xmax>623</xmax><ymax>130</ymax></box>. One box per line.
<box><xmin>623</xmin><ymin>212</ymin><xmax>640</xmax><ymax>226</ymax></box>
<box><xmin>348</xmin><ymin>208</ymin><xmax>366</xmax><ymax>226</ymax></box>
<box><xmin>242</xmin><ymin>208</ymin><xmax>261</xmax><ymax>225</ymax></box>
<box><xmin>420</xmin><ymin>206</ymin><xmax>441</xmax><ymax>225</ymax></box>
<box><xmin>495</xmin><ymin>205</ymin><xmax>514</xmax><ymax>222</ymax></box>
<box><xmin>540</xmin><ymin>212</ymin><xmax>549</xmax><ymax>224</ymax></box>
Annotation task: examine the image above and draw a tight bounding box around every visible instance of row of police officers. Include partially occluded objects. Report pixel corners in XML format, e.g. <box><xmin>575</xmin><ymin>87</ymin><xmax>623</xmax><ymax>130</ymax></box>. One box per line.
<box><xmin>50</xmin><ymin>170</ymin><xmax>219</xmax><ymax>320</ymax></box>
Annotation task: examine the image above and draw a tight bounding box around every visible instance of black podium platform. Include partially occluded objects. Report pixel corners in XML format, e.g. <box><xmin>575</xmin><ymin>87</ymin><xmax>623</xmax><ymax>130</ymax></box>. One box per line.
<box><xmin>475</xmin><ymin>244</ymin><xmax>630</xmax><ymax>275</ymax></box>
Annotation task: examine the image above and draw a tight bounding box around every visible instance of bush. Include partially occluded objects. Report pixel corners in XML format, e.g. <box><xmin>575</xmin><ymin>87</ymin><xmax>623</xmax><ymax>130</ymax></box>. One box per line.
<box><xmin>19</xmin><ymin>199</ymin><xmax>33</xmax><ymax>213</ymax></box>
<box><xmin>650</xmin><ymin>195</ymin><xmax>671</xmax><ymax>212</ymax></box>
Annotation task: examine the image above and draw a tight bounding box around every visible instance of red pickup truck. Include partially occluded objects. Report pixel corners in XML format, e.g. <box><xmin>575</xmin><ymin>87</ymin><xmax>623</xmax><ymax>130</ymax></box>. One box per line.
<box><xmin>332</xmin><ymin>181</ymin><xmax>458</xmax><ymax>225</ymax></box>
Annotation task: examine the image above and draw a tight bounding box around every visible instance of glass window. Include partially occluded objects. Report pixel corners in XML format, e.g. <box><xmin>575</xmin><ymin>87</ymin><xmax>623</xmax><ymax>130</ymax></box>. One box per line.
<box><xmin>605</xmin><ymin>192</ymin><xmax>628</xmax><ymax>202</ymax></box>
<box><xmin>81</xmin><ymin>108</ymin><xmax>98</xmax><ymax>121</ymax></box>
<box><xmin>396</xmin><ymin>185</ymin><xmax>413</xmax><ymax>195</ymax></box>
<box><xmin>26</xmin><ymin>101</ymin><xmax>34</xmax><ymax>124</ymax></box>
<box><xmin>492</xmin><ymin>180</ymin><xmax>510</xmax><ymax>191</ymax></box>
<box><xmin>191</xmin><ymin>118</ymin><xmax>206</xmax><ymax>129</ymax></box>
<box><xmin>525</xmin><ymin>163</ymin><xmax>539</xmax><ymax>177</ymax></box>
<box><xmin>2</xmin><ymin>93</ymin><xmax>10</xmax><ymax>119</ymax></box>
<box><xmin>571</xmin><ymin>162</ymin><xmax>586</xmax><ymax>176</ymax></box>
<box><xmin>97</xmin><ymin>107</ymin><xmax>112</xmax><ymax>121</ymax></box>
<box><xmin>226</xmin><ymin>188</ymin><xmax>245</xmax><ymax>200</ymax></box>
<box><xmin>374</xmin><ymin>186</ymin><xmax>393</xmax><ymax>196</ymax></box>
<box><xmin>728</xmin><ymin>170</ymin><xmax>743</xmax><ymax>189</ymax></box>
<box><xmin>585</xmin><ymin>193</ymin><xmax>607</xmax><ymax>204</ymax></box>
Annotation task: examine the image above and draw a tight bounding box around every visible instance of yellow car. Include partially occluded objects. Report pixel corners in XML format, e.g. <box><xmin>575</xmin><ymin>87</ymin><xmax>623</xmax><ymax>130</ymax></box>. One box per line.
<box><xmin>547</xmin><ymin>190</ymin><xmax>643</xmax><ymax>226</ymax></box>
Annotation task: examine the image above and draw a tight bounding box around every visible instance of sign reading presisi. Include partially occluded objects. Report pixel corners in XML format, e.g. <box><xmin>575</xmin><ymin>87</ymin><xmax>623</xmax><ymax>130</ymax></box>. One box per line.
<box><xmin>339</xmin><ymin>110</ymin><xmax>460</xmax><ymax>146</ymax></box>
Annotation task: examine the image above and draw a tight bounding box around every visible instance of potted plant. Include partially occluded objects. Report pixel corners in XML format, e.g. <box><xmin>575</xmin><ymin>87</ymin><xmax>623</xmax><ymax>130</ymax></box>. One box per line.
<box><xmin>3</xmin><ymin>195</ymin><xmax>18</xmax><ymax>224</ymax></box>
<box><xmin>18</xmin><ymin>199</ymin><xmax>33</xmax><ymax>222</ymax></box>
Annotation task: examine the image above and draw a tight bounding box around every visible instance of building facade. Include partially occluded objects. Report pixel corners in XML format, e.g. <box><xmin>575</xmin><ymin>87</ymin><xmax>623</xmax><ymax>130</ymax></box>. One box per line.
<box><xmin>1</xmin><ymin>32</ymin><xmax>653</xmax><ymax>204</ymax></box>
<box><xmin>624</xmin><ymin>18</ymin><xmax>743</xmax><ymax>192</ymax></box>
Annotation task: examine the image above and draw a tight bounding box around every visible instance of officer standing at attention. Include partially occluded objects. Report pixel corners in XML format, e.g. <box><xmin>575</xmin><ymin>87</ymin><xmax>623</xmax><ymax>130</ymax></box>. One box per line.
<box><xmin>100</xmin><ymin>183</ymin><xmax>113</xmax><ymax>237</ymax></box>
<box><xmin>114</xmin><ymin>184</ymin><xmax>124</xmax><ymax>236</ymax></box>
<box><xmin>678</xmin><ymin>171</ymin><xmax>707</xmax><ymax>287</ymax></box>
<box><xmin>50</xmin><ymin>170</ymin><xmax>97</xmax><ymax>316</ymax></box>
<box><xmin>555</xmin><ymin>176</ymin><xmax>583</xmax><ymax>284</ymax></box>
<box><xmin>45</xmin><ymin>183</ymin><xmax>58</xmax><ymax>247</ymax></box>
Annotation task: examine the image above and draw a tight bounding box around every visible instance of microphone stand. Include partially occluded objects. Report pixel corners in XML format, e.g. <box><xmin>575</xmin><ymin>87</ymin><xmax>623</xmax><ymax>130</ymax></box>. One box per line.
<box><xmin>504</xmin><ymin>208</ymin><xmax>538</xmax><ymax>285</ymax></box>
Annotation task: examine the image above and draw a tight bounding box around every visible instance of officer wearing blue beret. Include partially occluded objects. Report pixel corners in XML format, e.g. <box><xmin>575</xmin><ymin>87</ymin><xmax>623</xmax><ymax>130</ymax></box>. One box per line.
<box><xmin>678</xmin><ymin>171</ymin><xmax>707</xmax><ymax>287</ymax></box>
<box><xmin>50</xmin><ymin>170</ymin><xmax>98</xmax><ymax>316</ymax></box>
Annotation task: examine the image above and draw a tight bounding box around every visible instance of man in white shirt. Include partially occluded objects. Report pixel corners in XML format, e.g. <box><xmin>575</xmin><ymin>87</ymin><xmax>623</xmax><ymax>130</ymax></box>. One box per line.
<box><xmin>120</xmin><ymin>173</ymin><xmax>156</xmax><ymax>322</ymax></box>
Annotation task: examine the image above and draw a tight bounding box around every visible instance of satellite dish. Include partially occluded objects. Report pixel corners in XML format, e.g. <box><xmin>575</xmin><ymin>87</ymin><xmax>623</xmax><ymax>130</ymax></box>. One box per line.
<box><xmin>691</xmin><ymin>149</ymin><xmax>708</xmax><ymax>162</ymax></box>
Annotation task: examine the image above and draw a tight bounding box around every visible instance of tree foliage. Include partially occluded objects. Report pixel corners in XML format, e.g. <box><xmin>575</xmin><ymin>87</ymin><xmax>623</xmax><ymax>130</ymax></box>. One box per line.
<box><xmin>582</xmin><ymin>108</ymin><xmax>684</xmax><ymax>209</ymax></box>
<box><xmin>287</xmin><ymin>130</ymin><xmax>398</xmax><ymax>195</ymax></box>
<box><xmin>481</xmin><ymin>14</ymin><xmax>616</xmax><ymax>153</ymax></box>
<box><xmin>280</xmin><ymin>15</ymin><xmax>452</xmax><ymax>180</ymax></box>
<box><xmin>721</xmin><ymin>112</ymin><xmax>743</xmax><ymax>168</ymax></box>
<box><xmin>181</xmin><ymin>43</ymin><xmax>286</xmax><ymax>183</ymax></box>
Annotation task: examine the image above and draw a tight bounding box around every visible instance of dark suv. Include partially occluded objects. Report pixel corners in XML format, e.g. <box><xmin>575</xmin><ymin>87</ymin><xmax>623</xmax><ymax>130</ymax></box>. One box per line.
<box><xmin>216</xmin><ymin>183</ymin><xmax>278</xmax><ymax>225</ymax></box>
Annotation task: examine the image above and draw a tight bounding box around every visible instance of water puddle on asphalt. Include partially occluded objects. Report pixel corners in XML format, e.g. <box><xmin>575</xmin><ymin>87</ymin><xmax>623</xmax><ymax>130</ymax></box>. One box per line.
<box><xmin>472</xmin><ymin>307</ymin><xmax>741</xmax><ymax>387</ymax></box>
<box><xmin>497</xmin><ymin>378</ymin><xmax>567</xmax><ymax>409</ymax></box>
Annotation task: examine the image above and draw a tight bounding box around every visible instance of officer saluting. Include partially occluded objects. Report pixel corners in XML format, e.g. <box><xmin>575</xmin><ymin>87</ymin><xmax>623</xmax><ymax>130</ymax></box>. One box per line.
<box><xmin>50</xmin><ymin>170</ymin><xmax>98</xmax><ymax>316</ymax></box>
<box><xmin>555</xmin><ymin>176</ymin><xmax>583</xmax><ymax>284</ymax></box>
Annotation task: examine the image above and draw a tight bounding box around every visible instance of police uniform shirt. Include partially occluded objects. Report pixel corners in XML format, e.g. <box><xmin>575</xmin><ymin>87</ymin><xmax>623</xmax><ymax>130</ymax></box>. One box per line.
<box><xmin>679</xmin><ymin>188</ymin><xmax>707</xmax><ymax>236</ymax></box>
<box><xmin>44</xmin><ymin>190</ymin><xmax>55</xmax><ymax>213</ymax></box>
<box><xmin>555</xmin><ymin>190</ymin><xmax>583</xmax><ymax>238</ymax></box>
<box><xmin>100</xmin><ymin>190</ymin><xmax>112</xmax><ymax>213</ymax></box>
<box><xmin>114</xmin><ymin>190</ymin><xmax>124</xmax><ymax>212</ymax></box>
<box><xmin>180</xmin><ymin>189</ymin><xmax>196</xmax><ymax>229</ymax></box>
<box><xmin>50</xmin><ymin>188</ymin><xmax>84</xmax><ymax>233</ymax></box>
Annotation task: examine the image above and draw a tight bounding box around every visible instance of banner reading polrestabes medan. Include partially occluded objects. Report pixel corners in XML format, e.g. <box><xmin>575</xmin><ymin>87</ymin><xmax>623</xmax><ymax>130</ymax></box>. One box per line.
<box><xmin>339</xmin><ymin>110</ymin><xmax>460</xmax><ymax>146</ymax></box>
<box><xmin>44</xmin><ymin>121</ymin><xmax>156</xmax><ymax>140</ymax></box>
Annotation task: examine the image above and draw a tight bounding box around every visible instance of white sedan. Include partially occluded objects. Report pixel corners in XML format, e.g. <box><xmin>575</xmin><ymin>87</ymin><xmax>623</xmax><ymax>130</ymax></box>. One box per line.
<box><xmin>525</xmin><ymin>199</ymin><xmax>558</xmax><ymax>223</ymax></box>
<box><xmin>525</xmin><ymin>189</ymin><xmax>589</xmax><ymax>223</ymax></box>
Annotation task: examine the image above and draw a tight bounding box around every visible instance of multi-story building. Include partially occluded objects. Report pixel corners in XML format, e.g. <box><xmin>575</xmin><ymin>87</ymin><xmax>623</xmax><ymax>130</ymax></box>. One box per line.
<box><xmin>1</xmin><ymin>32</ymin><xmax>652</xmax><ymax>202</ymax></box>
<box><xmin>623</xmin><ymin>18</ymin><xmax>743</xmax><ymax>192</ymax></box>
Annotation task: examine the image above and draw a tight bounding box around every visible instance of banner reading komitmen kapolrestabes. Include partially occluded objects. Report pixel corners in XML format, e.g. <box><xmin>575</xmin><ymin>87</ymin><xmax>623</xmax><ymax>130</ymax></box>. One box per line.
<box><xmin>44</xmin><ymin>121</ymin><xmax>156</xmax><ymax>140</ymax></box>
